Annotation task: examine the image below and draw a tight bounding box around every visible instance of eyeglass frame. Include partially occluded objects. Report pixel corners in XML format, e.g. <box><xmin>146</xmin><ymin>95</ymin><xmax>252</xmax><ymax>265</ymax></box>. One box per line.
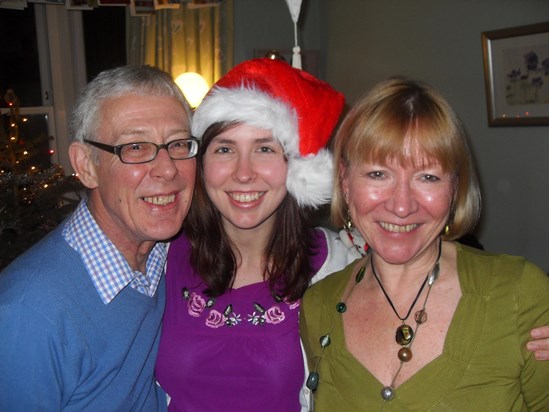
<box><xmin>83</xmin><ymin>138</ymin><xmax>200</xmax><ymax>164</ymax></box>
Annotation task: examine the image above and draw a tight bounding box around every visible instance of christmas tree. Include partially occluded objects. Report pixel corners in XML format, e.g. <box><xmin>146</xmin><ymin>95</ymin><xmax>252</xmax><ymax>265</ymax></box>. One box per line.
<box><xmin>0</xmin><ymin>89</ymin><xmax>83</xmax><ymax>270</ymax></box>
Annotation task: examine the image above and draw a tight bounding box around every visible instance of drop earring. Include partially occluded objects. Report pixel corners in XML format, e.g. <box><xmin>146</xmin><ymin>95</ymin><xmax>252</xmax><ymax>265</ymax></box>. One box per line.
<box><xmin>343</xmin><ymin>192</ymin><xmax>353</xmax><ymax>232</ymax></box>
<box><xmin>344</xmin><ymin>208</ymin><xmax>353</xmax><ymax>233</ymax></box>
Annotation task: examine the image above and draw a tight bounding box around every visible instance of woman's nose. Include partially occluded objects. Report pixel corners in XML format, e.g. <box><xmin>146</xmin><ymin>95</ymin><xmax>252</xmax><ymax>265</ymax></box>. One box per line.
<box><xmin>232</xmin><ymin>154</ymin><xmax>256</xmax><ymax>183</ymax></box>
<box><xmin>385</xmin><ymin>181</ymin><xmax>418</xmax><ymax>217</ymax></box>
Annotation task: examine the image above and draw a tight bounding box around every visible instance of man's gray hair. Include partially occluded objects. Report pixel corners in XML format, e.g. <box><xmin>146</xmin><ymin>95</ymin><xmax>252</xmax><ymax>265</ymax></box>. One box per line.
<box><xmin>70</xmin><ymin>65</ymin><xmax>191</xmax><ymax>143</ymax></box>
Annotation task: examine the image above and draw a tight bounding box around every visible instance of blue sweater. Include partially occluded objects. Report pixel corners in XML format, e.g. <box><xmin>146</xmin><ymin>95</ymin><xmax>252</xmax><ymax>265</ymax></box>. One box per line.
<box><xmin>0</xmin><ymin>226</ymin><xmax>167</xmax><ymax>411</ymax></box>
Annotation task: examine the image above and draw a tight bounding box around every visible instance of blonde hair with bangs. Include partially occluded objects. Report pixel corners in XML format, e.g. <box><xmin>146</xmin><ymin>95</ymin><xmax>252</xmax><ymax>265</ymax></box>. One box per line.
<box><xmin>331</xmin><ymin>77</ymin><xmax>481</xmax><ymax>240</ymax></box>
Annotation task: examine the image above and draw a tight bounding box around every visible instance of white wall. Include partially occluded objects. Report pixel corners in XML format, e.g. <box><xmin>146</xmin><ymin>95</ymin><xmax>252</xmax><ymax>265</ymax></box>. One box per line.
<box><xmin>233</xmin><ymin>0</ymin><xmax>549</xmax><ymax>271</ymax></box>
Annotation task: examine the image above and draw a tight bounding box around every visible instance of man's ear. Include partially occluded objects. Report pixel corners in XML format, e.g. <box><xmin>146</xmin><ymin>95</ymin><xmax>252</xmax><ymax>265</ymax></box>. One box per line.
<box><xmin>69</xmin><ymin>142</ymin><xmax>99</xmax><ymax>189</ymax></box>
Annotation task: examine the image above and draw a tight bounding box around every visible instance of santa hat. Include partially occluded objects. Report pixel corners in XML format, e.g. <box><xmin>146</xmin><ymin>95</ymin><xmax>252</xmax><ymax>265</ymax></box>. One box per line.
<box><xmin>191</xmin><ymin>58</ymin><xmax>345</xmax><ymax>208</ymax></box>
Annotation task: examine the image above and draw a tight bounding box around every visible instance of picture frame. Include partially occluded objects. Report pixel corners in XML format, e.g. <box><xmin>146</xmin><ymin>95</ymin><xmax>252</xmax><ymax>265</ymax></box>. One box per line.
<box><xmin>98</xmin><ymin>0</ymin><xmax>129</xmax><ymax>6</ymax></box>
<box><xmin>153</xmin><ymin>0</ymin><xmax>179</xmax><ymax>10</ymax></box>
<box><xmin>0</xmin><ymin>0</ymin><xmax>28</xmax><ymax>10</ymax></box>
<box><xmin>129</xmin><ymin>0</ymin><xmax>154</xmax><ymax>16</ymax></box>
<box><xmin>65</xmin><ymin>0</ymin><xmax>97</xmax><ymax>11</ymax></box>
<box><xmin>186</xmin><ymin>0</ymin><xmax>221</xmax><ymax>9</ymax></box>
<box><xmin>482</xmin><ymin>22</ymin><xmax>549</xmax><ymax>126</ymax></box>
<box><xmin>65</xmin><ymin>0</ymin><xmax>94</xmax><ymax>10</ymax></box>
<box><xmin>30</xmin><ymin>0</ymin><xmax>66</xmax><ymax>3</ymax></box>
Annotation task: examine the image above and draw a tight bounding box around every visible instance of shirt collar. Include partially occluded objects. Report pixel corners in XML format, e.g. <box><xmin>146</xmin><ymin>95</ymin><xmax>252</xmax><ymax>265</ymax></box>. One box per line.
<box><xmin>63</xmin><ymin>200</ymin><xmax>167</xmax><ymax>304</ymax></box>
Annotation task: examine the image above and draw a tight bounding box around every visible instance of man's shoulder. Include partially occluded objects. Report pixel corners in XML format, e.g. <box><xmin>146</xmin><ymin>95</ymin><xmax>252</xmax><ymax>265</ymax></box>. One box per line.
<box><xmin>0</xmin><ymin>225</ymin><xmax>87</xmax><ymax>310</ymax></box>
<box><xmin>2</xmin><ymin>225</ymin><xmax>78</xmax><ymax>273</ymax></box>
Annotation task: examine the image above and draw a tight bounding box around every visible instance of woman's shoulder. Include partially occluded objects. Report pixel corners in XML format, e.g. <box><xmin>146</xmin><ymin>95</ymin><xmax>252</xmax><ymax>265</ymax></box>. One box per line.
<box><xmin>456</xmin><ymin>242</ymin><xmax>547</xmax><ymax>293</ymax></box>
<box><xmin>457</xmin><ymin>242</ymin><xmax>543</xmax><ymax>271</ymax></box>
<box><xmin>167</xmin><ymin>232</ymin><xmax>192</xmax><ymax>257</ymax></box>
<box><xmin>166</xmin><ymin>232</ymin><xmax>194</xmax><ymax>278</ymax></box>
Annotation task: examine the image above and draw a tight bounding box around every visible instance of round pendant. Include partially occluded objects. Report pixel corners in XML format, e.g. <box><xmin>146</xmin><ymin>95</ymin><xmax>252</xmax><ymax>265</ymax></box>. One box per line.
<box><xmin>381</xmin><ymin>386</ymin><xmax>395</xmax><ymax>401</ymax></box>
<box><xmin>319</xmin><ymin>334</ymin><xmax>331</xmax><ymax>348</ymax></box>
<box><xmin>306</xmin><ymin>371</ymin><xmax>319</xmax><ymax>391</ymax></box>
<box><xmin>395</xmin><ymin>323</ymin><xmax>414</xmax><ymax>345</ymax></box>
<box><xmin>336</xmin><ymin>302</ymin><xmax>347</xmax><ymax>313</ymax></box>
<box><xmin>398</xmin><ymin>346</ymin><xmax>413</xmax><ymax>362</ymax></box>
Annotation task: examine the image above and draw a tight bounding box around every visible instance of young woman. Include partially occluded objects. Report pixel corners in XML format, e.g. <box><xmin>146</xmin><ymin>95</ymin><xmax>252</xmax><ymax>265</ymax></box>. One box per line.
<box><xmin>155</xmin><ymin>58</ymin><xmax>360</xmax><ymax>411</ymax></box>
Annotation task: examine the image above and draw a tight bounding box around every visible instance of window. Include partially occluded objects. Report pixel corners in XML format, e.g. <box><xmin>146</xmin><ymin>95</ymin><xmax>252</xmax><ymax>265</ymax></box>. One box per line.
<box><xmin>0</xmin><ymin>4</ymin><xmax>56</xmax><ymax>171</ymax></box>
<box><xmin>0</xmin><ymin>3</ymin><xmax>106</xmax><ymax>267</ymax></box>
<box><xmin>1</xmin><ymin>3</ymin><xmax>127</xmax><ymax>173</ymax></box>
<box><xmin>0</xmin><ymin>6</ymin><xmax>43</xmax><ymax>107</ymax></box>
<box><xmin>82</xmin><ymin>7</ymin><xmax>126</xmax><ymax>82</ymax></box>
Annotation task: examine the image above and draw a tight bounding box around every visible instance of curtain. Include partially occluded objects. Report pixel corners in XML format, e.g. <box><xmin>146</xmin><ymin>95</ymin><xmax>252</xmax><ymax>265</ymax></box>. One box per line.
<box><xmin>126</xmin><ymin>0</ymin><xmax>234</xmax><ymax>87</ymax></box>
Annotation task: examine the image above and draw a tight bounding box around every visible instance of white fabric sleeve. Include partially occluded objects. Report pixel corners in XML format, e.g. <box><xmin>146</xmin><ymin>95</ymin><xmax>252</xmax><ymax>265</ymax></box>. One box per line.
<box><xmin>299</xmin><ymin>227</ymin><xmax>363</xmax><ymax>411</ymax></box>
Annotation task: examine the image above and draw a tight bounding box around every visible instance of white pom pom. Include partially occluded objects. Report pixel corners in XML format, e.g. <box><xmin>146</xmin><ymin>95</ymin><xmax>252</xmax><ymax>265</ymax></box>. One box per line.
<box><xmin>286</xmin><ymin>149</ymin><xmax>333</xmax><ymax>208</ymax></box>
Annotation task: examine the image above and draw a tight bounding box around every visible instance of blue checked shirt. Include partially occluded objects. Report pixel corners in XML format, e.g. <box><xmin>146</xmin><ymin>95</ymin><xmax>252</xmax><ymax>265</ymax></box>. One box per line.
<box><xmin>63</xmin><ymin>200</ymin><xmax>167</xmax><ymax>304</ymax></box>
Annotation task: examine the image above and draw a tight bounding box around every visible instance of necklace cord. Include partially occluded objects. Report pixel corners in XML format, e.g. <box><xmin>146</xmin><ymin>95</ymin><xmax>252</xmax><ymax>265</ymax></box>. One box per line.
<box><xmin>370</xmin><ymin>238</ymin><xmax>443</xmax><ymax>321</ymax></box>
<box><xmin>378</xmin><ymin>237</ymin><xmax>443</xmax><ymax>400</ymax></box>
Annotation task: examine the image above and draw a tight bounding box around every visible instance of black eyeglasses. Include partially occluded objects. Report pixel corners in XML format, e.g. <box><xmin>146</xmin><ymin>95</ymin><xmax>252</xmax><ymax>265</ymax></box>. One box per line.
<box><xmin>83</xmin><ymin>138</ymin><xmax>199</xmax><ymax>164</ymax></box>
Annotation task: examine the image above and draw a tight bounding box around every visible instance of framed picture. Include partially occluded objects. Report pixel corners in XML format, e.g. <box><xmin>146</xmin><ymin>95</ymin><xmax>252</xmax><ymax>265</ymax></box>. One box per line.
<box><xmin>153</xmin><ymin>0</ymin><xmax>179</xmax><ymax>10</ymax></box>
<box><xmin>186</xmin><ymin>0</ymin><xmax>221</xmax><ymax>9</ymax></box>
<box><xmin>30</xmin><ymin>0</ymin><xmax>65</xmax><ymax>3</ymax></box>
<box><xmin>65</xmin><ymin>0</ymin><xmax>94</xmax><ymax>10</ymax></box>
<box><xmin>482</xmin><ymin>22</ymin><xmax>549</xmax><ymax>126</ymax></box>
<box><xmin>130</xmin><ymin>0</ymin><xmax>154</xmax><ymax>16</ymax></box>
<box><xmin>0</xmin><ymin>0</ymin><xmax>27</xmax><ymax>9</ymax></box>
<box><xmin>98</xmin><ymin>0</ymin><xmax>129</xmax><ymax>6</ymax></box>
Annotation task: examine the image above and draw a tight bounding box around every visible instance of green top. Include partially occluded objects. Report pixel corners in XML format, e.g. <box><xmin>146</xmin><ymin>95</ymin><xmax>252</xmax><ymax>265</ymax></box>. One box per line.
<box><xmin>300</xmin><ymin>243</ymin><xmax>549</xmax><ymax>411</ymax></box>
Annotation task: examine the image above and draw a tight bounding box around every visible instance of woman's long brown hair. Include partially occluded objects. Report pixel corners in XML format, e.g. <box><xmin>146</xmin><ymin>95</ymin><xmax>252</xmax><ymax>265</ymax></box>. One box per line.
<box><xmin>183</xmin><ymin>122</ymin><xmax>320</xmax><ymax>301</ymax></box>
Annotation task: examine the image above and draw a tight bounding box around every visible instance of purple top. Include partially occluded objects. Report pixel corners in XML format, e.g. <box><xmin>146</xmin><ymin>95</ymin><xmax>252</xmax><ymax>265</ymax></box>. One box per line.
<box><xmin>155</xmin><ymin>230</ymin><xmax>329</xmax><ymax>412</ymax></box>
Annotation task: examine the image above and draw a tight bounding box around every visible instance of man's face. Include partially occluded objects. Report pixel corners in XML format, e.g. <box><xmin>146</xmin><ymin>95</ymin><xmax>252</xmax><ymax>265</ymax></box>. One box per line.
<box><xmin>82</xmin><ymin>94</ymin><xmax>195</xmax><ymax>251</ymax></box>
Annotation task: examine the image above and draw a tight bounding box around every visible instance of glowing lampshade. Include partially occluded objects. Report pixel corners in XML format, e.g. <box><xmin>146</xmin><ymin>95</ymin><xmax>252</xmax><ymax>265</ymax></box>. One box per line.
<box><xmin>175</xmin><ymin>72</ymin><xmax>209</xmax><ymax>109</ymax></box>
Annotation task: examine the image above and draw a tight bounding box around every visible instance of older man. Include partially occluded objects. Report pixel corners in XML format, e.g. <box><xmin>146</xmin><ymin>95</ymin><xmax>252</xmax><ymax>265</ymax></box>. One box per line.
<box><xmin>0</xmin><ymin>65</ymin><xmax>196</xmax><ymax>410</ymax></box>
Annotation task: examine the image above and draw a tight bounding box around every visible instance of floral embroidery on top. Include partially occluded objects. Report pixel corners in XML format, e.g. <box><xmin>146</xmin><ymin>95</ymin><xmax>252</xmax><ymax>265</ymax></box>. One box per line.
<box><xmin>182</xmin><ymin>287</ymin><xmax>298</xmax><ymax>328</ymax></box>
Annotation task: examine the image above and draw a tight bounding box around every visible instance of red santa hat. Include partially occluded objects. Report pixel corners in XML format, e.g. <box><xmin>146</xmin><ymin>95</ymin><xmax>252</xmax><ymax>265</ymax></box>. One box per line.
<box><xmin>191</xmin><ymin>58</ymin><xmax>345</xmax><ymax>208</ymax></box>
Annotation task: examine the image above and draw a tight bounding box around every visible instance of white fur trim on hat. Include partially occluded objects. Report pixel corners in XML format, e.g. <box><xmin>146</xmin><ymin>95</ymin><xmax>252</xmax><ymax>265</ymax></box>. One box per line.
<box><xmin>192</xmin><ymin>85</ymin><xmax>300</xmax><ymax>158</ymax></box>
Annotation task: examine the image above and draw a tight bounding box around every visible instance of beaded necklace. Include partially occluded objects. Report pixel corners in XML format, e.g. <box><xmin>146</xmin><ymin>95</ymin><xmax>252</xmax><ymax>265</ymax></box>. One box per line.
<box><xmin>306</xmin><ymin>238</ymin><xmax>442</xmax><ymax>407</ymax></box>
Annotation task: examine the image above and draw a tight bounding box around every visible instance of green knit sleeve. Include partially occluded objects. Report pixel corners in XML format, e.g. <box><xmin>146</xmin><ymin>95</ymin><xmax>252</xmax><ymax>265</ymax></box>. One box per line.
<box><xmin>516</xmin><ymin>259</ymin><xmax>549</xmax><ymax>410</ymax></box>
